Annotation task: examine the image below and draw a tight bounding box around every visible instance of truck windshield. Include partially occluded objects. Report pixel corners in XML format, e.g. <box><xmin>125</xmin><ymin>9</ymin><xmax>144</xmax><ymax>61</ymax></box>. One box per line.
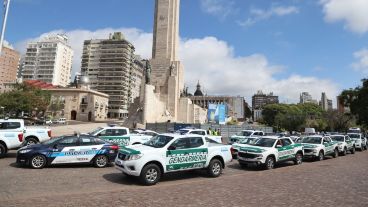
<box><xmin>143</xmin><ymin>135</ymin><xmax>174</xmax><ymax>148</ymax></box>
<box><xmin>302</xmin><ymin>137</ymin><xmax>322</xmax><ymax>144</ymax></box>
<box><xmin>240</xmin><ymin>138</ymin><xmax>256</xmax><ymax>144</ymax></box>
<box><xmin>88</xmin><ymin>127</ymin><xmax>103</xmax><ymax>135</ymax></box>
<box><xmin>177</xmin><ymin>129</ymin><xmax>189</xmax><ymax>135</ymax></box>
<box><xmin>348</xmin><ymin>134</ymin><xmax>360</xmax><ymax>139</ymax></box>
<box><xmin>331</xmin><ymin>136</ymin><xmax>344</xmax><ymax>142</ymax></box>
<box><xmin>238</xmin><ymin>131</ymin><xmax>253</xmax><ymax>136</ymax></box>
<box><xmin>251</xmin><ymin>138</ymin><xmax>276</xmax><ymax>148</ymax></box>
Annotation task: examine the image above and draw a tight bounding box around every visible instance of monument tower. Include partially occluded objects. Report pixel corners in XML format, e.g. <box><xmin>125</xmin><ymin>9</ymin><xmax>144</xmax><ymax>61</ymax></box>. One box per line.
<box><xmin>133</xmin><ymin>0</ymin><xmax>206</xmax><ymax>125</ymax></box>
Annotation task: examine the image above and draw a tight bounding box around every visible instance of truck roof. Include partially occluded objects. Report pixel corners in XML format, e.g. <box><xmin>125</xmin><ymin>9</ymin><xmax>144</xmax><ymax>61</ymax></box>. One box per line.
<box><xmin>160</xmin><ymin>133</ymin><xmax>206</xmax><ymax>138</ymax></box>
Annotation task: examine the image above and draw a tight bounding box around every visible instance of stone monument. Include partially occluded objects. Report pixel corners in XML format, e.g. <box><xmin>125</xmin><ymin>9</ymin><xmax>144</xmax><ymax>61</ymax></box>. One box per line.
<box><xmin>126</xmin><ymin>0</ymin><xmax>207</xmax><ymax>126</ymax></box>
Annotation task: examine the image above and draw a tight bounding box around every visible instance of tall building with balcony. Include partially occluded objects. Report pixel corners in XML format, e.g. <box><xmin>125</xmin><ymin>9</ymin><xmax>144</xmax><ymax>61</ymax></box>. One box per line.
<box><xmin>252</xmin><ymin>91</ymin><xmax>279</xmax><ymax>110</ymax></box>
<box><xmin>22</xmin><ymin>34</ymin><xmax>73</xmax><ymax>87</ymax></box>
<box><xmin>300</xmin><ymin>92</ymin><xmax>318</xmax><ymax>104</ymax></box>
<box><xmin>81</xmin><ymin>32</ymin><xmax>144</xmax><ymax>119</ymax></box>
<box><xmin>0</xmin><ymin>42</ymin><xmax>20</xmax><ymax>92</ymax></box>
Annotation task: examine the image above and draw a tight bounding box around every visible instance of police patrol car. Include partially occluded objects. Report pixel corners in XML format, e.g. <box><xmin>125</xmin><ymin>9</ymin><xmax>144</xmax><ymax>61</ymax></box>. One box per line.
<box><xmin>330</xmin><ymin>135</ymin><xmax>356</xmax><ymax>155</ymax></box>
<box><xmin>237</xmin><ymin>136</ymin><xmax>304</xmax><ymax>170</ymax></box>
<box><xmin>300</xmin><ymin>135</ymin><xmax>339</xmax><ymax>161</ymax></box>
<box><xmin>16</xmin><ymin>135</ymin><xmax>119</xmax><ymax>169</ymax></box>
<box><xmin>87</xmin><ymin>124</ymin><xmax>153</xmax><ymax>147</ymax></box>
<box><xmin>115</xmin><ymin>134</ymin><xmax>232</xmax><ymax>185</ymax></box>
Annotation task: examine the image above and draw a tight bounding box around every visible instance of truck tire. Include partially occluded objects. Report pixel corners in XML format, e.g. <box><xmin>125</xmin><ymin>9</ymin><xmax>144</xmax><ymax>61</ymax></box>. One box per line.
<box><xmin>0</xmin><ymin>143</ymin><xmax>7</xmax><ymax>158</ymax></box>
<box><xmin>294</xmin><ymin>153</ymin><xmax>303</xmax><ymax>165</ymax></box>
<box><xmin>93</xmin><ymin>155</ymin><xmax>108</xmax><ymax>168</ymax></box>
<box><xmin>351</xmin><ymin>146</ymin><xmax>356</xmax><ymax>154</ymax></box>
<box><xmin>139</xmin><ymin>164</ymin><xmax>161</xmax><ymax>186</ymax></box>
<box><xmin>30</xmin><ymin>154</ymin><xmax>47</xmax><ymax>169</ymax></box>
<box><xmin>264</xmin><ymin>156</ymin><xmax>275</xmax><ymax>170</ymax></box>
<box><xmin>207</xmin><ymin>159</ymin><xmax>223</xmax><ymax>177</ymax></box>
<box><xmin>341</xmin><ymin>147</ymin><xmax>347</xmax><ymax>156</ymax></box>
<box><xmin>317</xmin><ymin>151</ymin><xmax>324</xmax><ymax>161</ymax></box>
<box><xmin>332</xmin><ymin>149</ymin><xmax>338</xmax><ymax>158</ymax></box>
<box><xmin>25</xmin><ymin>137</ymin><xmax>38</xmax><ymax>146</ymax></box>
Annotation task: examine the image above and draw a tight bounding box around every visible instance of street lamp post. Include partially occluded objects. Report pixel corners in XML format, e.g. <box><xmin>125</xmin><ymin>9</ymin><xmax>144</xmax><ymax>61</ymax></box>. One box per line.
<box><xmin>0</xmin><ymin>0</ymin><xmax>11</xmax><ymax>55</ymax></box>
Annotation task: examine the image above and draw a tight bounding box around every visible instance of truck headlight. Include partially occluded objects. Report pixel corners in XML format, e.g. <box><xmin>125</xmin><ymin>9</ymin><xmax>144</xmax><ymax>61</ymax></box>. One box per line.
<box><xmin>125</xmin><ymin>154</ymin><xmax>143</xmax><ymax>161</ymax></box>
<box><xmin>312</xmin><ymin>149</ymin><xmax>317</xmax><ymax>153</ymax></box>
<box><xmin>19</xmin><ymin>149</ymin><xmax>32</xmax><ymax>154</ymax></box>
<box><xmin>255</xmin><ymin>154</ymin><xmax>263</xmax><ymax>158</ymax></box>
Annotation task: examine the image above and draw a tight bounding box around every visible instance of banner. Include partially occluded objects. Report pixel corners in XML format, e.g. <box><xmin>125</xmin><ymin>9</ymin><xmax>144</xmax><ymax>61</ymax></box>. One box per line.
<box><xmin>207</xmin><ymin>103</ymin><xmax>227</xmax><ymax>125</ymax></box>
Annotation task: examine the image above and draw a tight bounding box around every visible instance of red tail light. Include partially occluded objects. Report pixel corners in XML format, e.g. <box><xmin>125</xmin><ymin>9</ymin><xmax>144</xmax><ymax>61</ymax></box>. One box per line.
<box><xmin>110</xmin><ymin>145</ymin><xmax>119</xmax><ymax>150</ymax></box>
<box><xmin>230</xmin><ymin>147</ymin><xmax>235</xmax><ymax>154</ymax></box>
<box><xmin>47</xmin><ymin>130</ymin><xmax>52</xmax><ymax>138</ymax></box>
<box><xmin>18</xmin><ymin>133</ymin><xmax>24</xmax><ymax>142</ymax></box>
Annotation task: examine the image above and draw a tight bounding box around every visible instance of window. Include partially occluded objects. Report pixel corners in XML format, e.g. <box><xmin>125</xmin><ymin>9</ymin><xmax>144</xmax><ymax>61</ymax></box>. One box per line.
<box><xmin>189</xmin><ymin>137</ymin><xmax>204</xmax><ymax>148</ymax></box>
<box><xmin>171</xmin><ymin>138</ymin><xmax>190</xmax><ymax>150</ymax></box>
<box><xmin>281</xmin><ymin>138</ymin><xmax>292</xmax><ymax>146</ymax></box>
<box><xmin>99</xmin><ymin>129</ymin><xmax>114</xmax><ymax>136</ymax></box>
<box><xmin>190</xmin><ymin>130</ymin><xmax>206</xmax><ymax>136</ymax></box>
<box><xmin>80</xmin><ymin>137</ymin><xmax>95</xmax><ymax>146</ymax></box>
<box><xmin>0</xmin><ymin>122</ymin><xmax>5</xmax><ymax>129</ymax></box>
<box><xmin>115</xmin><ymin>129</ymin><xmax>127</xmax><ymax>136</ymax></box>
<box><xmin>58</xmin><ymin>137</ymin><xmax>78</xmax><ymax>146</ymax></box>
<box><xmin>3</xmin><ymin>122</ymin><xmax>21</xmax><ymax>129</ymax></box>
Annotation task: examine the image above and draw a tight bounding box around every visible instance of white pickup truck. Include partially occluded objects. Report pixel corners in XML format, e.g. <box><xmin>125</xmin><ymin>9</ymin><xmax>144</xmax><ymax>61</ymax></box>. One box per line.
<box><xmin>87</xmin><ymin>125</ymin><xmax>154</xmax><ymax>146</ymax></box>
<box><xmin>300</xmin><ymin>136</ymin><xmax>339</xmax><ymax>161</ymax></box>
<box><xmin>237</xmin><ymin>136</ymin><xmax>304</xmax><ymax>170</ymax></box>
<box><xmin>115</xmin><ymin>134</ymin><xmax>232</xmax><ymax>185</ymax></box>
<box><xmin>330</xmin><ymin>135</ymin><xmax>355</xmax><ymax>155</ymax></box>
<box><xmin>0</xmin><ymin>119</ymin><xmax>51</xmax><ymax>157</ymax></box>
<box><xmin>229</xmin><ymin>130</ymin><xmax>265</xmax><ymax>144</ymax></box>
<box><xmin>176</xmin><ymin>128</ymin><xmax>222</xmax><ymax>143</ymax></box>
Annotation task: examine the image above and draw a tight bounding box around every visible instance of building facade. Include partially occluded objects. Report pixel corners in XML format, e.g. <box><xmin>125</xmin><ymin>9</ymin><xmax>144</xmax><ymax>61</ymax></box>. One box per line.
<box><xmin>189</xmin><ymin>82</ymin><xmax>246</xmax><ymax>120</ymax></box>
<box><xmin>81</xmin><ymin>32</ymin><xmax>144</xmax><ymax>119</ymax></box>
<box><xmin>0</xmin><ymin>42</ymin><xmax>20</xmax><ymax>92</ymax></box>
<box><xmin>300</xmin><ymin>92</ymin><xmax>318</xmax><ymax>104</ymax></box>
<box><xmin>46</xmin><ymin>86</ymin><xmax>109</xmax><ymax>122</ymax></box>
<box><xmin>252</xmin><ymin>91</ymin><xmax>279</xmax><ymax>109</ymax></box>
<box><xmin>22</xmin><ymin>34</ymin><xmax>73</xmax><ymax>87</ymax></box>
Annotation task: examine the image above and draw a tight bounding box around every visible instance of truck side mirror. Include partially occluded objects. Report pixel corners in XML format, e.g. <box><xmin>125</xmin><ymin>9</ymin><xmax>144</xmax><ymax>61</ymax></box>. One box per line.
<box><xmin>168</xmin><ymin>145</ymin><xmax>176</xmax><ymax>151</ymax></box>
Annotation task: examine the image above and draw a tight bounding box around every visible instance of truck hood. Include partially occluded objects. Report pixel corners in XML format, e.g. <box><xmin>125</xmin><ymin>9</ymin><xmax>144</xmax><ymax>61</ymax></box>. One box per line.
<box><xmin>301</xmin><ymin>143</ymin><xmax>319</xmax><ymax>148</ymax></box>
<box><xmin>119</xmin><ymin>144</ymin><xmax>156</xmax><ymax>155</ymax></box>
<box><xmin>232</xmin><ymin>143</ymin><xmax>251</xmax><ymax>149</ymax></box>
<box><xmin>238</xmin><ymin>146</ymin><xmax>267</xmax><ymax>153</ymax></box>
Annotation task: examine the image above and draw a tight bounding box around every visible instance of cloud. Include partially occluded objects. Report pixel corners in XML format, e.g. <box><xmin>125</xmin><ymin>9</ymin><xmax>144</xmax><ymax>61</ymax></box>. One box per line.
<box><xmin>320</xmin><ymin>0</ymin><xmax>368</xmax><ymax>34</ymax></box>
<box><xmin>352</xmin><ymin>49</ymin><xmax>368</xmax><ymax>74</ymax></box>
<box><xmin>238</xmin><ymin>6</ymin><xmax>299</xmax><ymax>27</ymax></box>
<box><xmin>15</xmin><ymin>28</ymin><xmax>338</xmax><ymax>104</ymax></box>
<box><xmin>200</xmin><ymin>0</ymin><xmax>237</xmax><ymax>19</ymax></box>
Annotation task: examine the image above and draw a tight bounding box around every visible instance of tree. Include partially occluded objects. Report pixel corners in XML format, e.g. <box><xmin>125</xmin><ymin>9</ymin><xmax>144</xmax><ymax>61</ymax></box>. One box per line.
<box><xmin>0</xmin><ymin>83</ymin><xmax>51</xmax><ymax>117</ymax></box>
<box><xmin>340</xmin><ymin>78</ymin><xmax>368</xmax><ymax>128</ymax></box>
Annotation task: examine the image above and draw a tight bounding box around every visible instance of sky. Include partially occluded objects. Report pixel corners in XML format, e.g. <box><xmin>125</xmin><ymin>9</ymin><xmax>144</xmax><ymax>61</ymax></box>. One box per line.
<box><xmin>3</xmin><ymin>0</ymin><xmax>368</xmax><ymax>105</ymax></box>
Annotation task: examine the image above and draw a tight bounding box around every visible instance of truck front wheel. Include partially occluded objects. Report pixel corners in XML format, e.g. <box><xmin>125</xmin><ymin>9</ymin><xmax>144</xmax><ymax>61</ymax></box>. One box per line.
<box><xmin>0</xmin><ymin>143</ymin><xmax>7</xmax><ymax>158</ymax></box>
<box><xmin>264</xmin><ymin>156</ymin><xmax>275</xmax><ymax>170</ymax></box>
<box><xmin>207</xmin><ymin>159</ymin><xmax>223</xmax><ymax>177</ymax></box>
<box><xmin>139</xmin><ymin>164</ymin><xmax>162</xmax><ymax>186</ymax></box>
<box><xmin>294</xmin><ymin>153</ymin><xmax>303</xmax><ymax>165</ymax></box>
<box><xmin>351</xmin><ymin>146</ymin><xmax>356</xmax><ymax>154</ymax></box>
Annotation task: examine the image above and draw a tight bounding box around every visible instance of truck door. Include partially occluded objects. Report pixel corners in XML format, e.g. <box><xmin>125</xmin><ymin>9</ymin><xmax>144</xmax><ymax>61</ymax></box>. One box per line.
<box><xmin>323</xmin><ymin>137</ymin><xmax>334</xmax><ymax>154</ymax></box>
<box><xmin>166</xmin><ymin>137</ymin><xmax>208</xmax><ymax>172</ymax></box>
<box><xmin>277</xmin><ymin>138</ymin><xmax>294</xmax><ymax>160</ymax></box>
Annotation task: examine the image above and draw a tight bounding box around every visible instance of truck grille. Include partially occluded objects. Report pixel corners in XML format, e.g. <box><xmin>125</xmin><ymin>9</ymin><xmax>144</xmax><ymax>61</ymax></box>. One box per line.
<box><xmin>304</xmin><ymin>149</ymin><xmax>313</xmax><ymax>153</ymax></box>
<box><xmin>238</xmin><ymin>152</ymin><xmax>258</xmax><ymax>159</ymax></box>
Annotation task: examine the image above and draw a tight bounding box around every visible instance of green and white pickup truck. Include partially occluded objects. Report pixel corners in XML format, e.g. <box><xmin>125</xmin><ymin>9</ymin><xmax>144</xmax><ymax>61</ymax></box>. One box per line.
<box><xmin>229</xmin><ymin>130</ymin><xmax>264</xmax><ymax>144</ymax></box>
<box><xmin>115</xmin><ymin>134</ymin><xmax>232</xmax><ymax>185</ymax></box>
<box><xmin>347</xmin><ymin>133</ymin><xmax>367</xmax><ymax>151</ymax></box>
<box><xmin>300</xmin><ymin>136</ymin><xmax>339</xmax><ymax>161</ymax></box>
<box><xmin>86</xmin><ymin>125</ymin><xmax>154</xmax><ymax>147</ymax></box>
<box><xmin>231</xmin><ymin>137</ymin><xmax>258</xmax><ymax>158</ymax></box>
<box><xmin>237</xmin><ymin>136</ymin><xmax>304</xmax><ymax>170</ymax></box>
<box><xmin>330</xmin><ymin>135</ymin><xmax>355</xmax><ymax>155</ymax></box>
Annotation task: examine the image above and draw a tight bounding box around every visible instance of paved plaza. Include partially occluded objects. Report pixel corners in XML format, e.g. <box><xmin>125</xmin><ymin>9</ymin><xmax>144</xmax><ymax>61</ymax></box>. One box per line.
<box><xmin>0</xmin><ymin>124</ymin><xmax>367</xmax><ymax>207</ymax></box>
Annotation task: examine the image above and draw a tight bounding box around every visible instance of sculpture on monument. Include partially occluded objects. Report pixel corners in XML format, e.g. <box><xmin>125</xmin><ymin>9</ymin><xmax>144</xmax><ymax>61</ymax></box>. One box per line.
<box><xmin>169</xmin><ymin>63</ymin><xmax>176</xmax><ymax>76</ymax></box>
<box><xmin>145</xmin><ymin>60</ymin><xmax>152</xmax><ymax>84</ymax></box>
